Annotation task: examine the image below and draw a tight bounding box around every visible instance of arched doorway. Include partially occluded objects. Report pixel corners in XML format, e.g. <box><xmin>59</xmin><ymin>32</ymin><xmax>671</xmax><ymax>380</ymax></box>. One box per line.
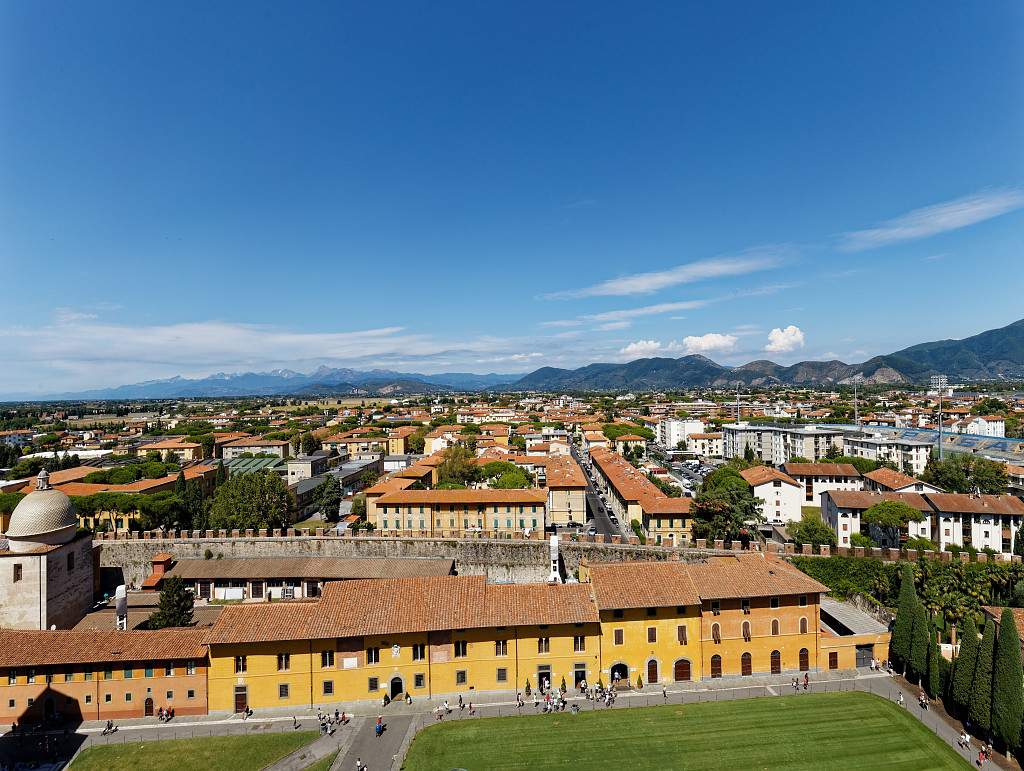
<box><xmin>710</xmin><ymin>655</ymin><xmax>722</xmax><ymax>678</ymax></box>
<box><xmin>144</xmin><ymin>697</ymin><xmax>154</xmax><ymax>717</ymax></box>
<box><xmin>390</xmin><ymin>676</ymin><xmax>404</xmax><ymax>699</ymax></box>
<box><xmin>673</xmin><ymin>659</ymin><xmax>691</xmax><ymax>682</ymax></box>
<box><xmin>610</xmin><ymin>663</ymin><xmax>628</xmax><ymax>686</ymax></box>
<box><xmin>741</xmin><ymin>652</ymin><xmax>752</xmax><ymax>676</ymax></box>
<box><xmin>646</xmin><ymin>659</ymin><xmax>659</xmax><ymax>685</ymax></box>
<box><xmin>799</xmin><ymin>648</ymin><xmax>809</xmax><ymax>672</ymax></box>
<box><xmin>770</xmin><ymin>650</ymin><xmax>781</xmax><ymax>674</ymax></box>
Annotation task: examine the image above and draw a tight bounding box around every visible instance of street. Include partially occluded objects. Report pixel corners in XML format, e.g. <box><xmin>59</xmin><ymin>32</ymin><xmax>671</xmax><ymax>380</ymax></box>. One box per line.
<box><xmin>570</xmin><ymin>444</ymin><xmax>625</xmax><ymax>537</ymax></box>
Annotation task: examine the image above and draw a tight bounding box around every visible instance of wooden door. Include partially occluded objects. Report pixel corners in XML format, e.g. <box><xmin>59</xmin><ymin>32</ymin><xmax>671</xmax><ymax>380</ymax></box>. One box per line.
<box><xmin>674</xmin><ymin>659</ymin><xmax>691</xmax><ymax>682</ymax></box>
<box><xmin>646</xmin><ymin>660</ymin><xmax>658</xmax><ymax>685</ymax></box>
<box><xmin>799</xmin><ymin>648</ymin><xmax>809</xmax><ymax>671</ymax></box>
<box><xmin>234</xmin><ymin>686</ymin><xmax>247</xmax><ymax>713</ymax></box>
<box><xmin>710</xmin><ymin>655</ymin><xmax>722</xmax><ymax>678</ymax></box>
<box><xmin>770</xmin><ymin>650</ymin><xmax>781</xmax><ymax>674</ymax></box>
<box><xmin>741</xmin><ymin>652</ymin><xmax>752</xmax><ymax>676</ymax></box>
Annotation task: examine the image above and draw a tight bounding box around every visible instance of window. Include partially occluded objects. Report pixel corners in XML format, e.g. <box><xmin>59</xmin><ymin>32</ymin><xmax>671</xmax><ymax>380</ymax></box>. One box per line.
<box><xmin>414</xmin><ymin>673</ymin><xmax>425</xmax><ymax>688</ymax></box>
<box><xmin>164</xmin><ymin>665</ymin><xmax>173</xmax><ymax>677</ymax></box>
<box><xmin>613</xmin><ymin>629</ymin><xmax>624</xmax><ymax>646</ymax></box>
<box><xmin>799</xmin><ymin>617</ymin><xmax>808</xmax><ymax>634</ymax></box>
<box><xmin>711</xmin><ymin>623</ymin><xmax>721</xmax><ymax>643</ymax></box>
<box><xmin>124</xmin><ymin>668</ymin><xmax>133</xmax><ymax>679</ymax></box>
<box><xmin>741</xmin><ymin>599</ymin><xmax>750</xmax><ymax>614</ymax></box>
<box><xmin>234</xmin><ymin>656</ymin><xmax>247</xmax><ymax>674</ymax></box>
<box><xmin>368</xmin><ymin>677</ymin><xmax>379</xmax><ymax>692</ymax></box>
<box><xmin>829</xmin><ymin>652</ymin><xmax>838</xmax><ymax>670</ymax></box>
<box><xmin>85</xmin><ymin>694</ymin><xmax>93</xmax><ymax>704</ymax></box>
<box><xmin>144</xmin><ymin>666</ymin><xmax>154</xmax><ymax>678</ymax></box>
<box><xmin>574</xmin><ymin>635</ymin><xmax>586</xmax><ymax>653</ymax></box>
<box><xmin>647</xmin><ymin>627</ymin><xmax>657</xmax><ymax>644</ymax></box>
<box><xmin>613</xmin><ymin>609</ymin><xmax>624</xmax><ymax>619</ymax></box>
<box><xmin>187</xmin><ymin>689</ymin><xmax>195</xmax><ymax>699</ymax></box>
<box><xmin>710</xmin><ymin>654</ymin><xmax>722</xmax><ymax>678</ymax></box>
<box><xmin>454</xmin><ymin>640</ymin><xmax>468</xmax><ymax>658</ymax></box>
<box><xmin>250</xmin><ymin>581</ymin><xmax>264</xmax><ymax>599</ymax></box>
<box><xmin>497</xmin><ymin>667</ymin><xmax>508</xmax><ymax>682</ymax></box>
<box><xmin>799</xmin><ymin>595</ymin><xmax>808</xmax><ymax>608</ymax></box>
<box><xmin>186</xmin><ymin>660</ymin><xmax>196</xmax><ymax>676</ymax></box>
<box><xmin>412</xmin><ymin>643</ymin><xmax>426</xmax><ymax>661</ymax></box>
<box><xmin>770</xmin><ymin>597</ymin><xmax>780</xmax><ymax>609</ymax></box>
<box><xmin>366</xmin><ymin>647</ymin><xmax>380</xmax><ymax>664</ymax></box>
<box><xmin>321</xmin><ymin>650</ymin><xmax>335</xmax><ymax>668</ymax></box>
<box><xmin>711</xmin><ymin>601</ymin><xmax>720</xmax><ymax>616</ymax></box>
<box><xmin>771</xmin><ymin>649</ymin><xmax>781</xmax><ymax>674</ymax></box>
<box><xmin>68</xmin><ymin>552</ymin><xmax>75</xmax><ymax>571</ymax></box>
<box><xmin>771</xmin><ymin>619</ymin><xmax>780</xmax><ymax>636</ymax></box>
<box><xmin>13</xmin><ymin>564</ymin><xmax>22</xmax><ymax>583</ymax></box>
<box><xmin>84</xmin><ymin>669</ymin><xmax>93</xmax><ymax>681</ymax></box>
<box><xmin>456</xmin><ymin>670</ymin><xmax>467</xmax><ymax>685</ymax></box>
<box><xmin>323</xmin><ymin>680</ymin><xmax>334</xmax><ymax>695</ymax></box>
<box><xmin>495</xmin><ymin>640</ymin><xmax>508</xmax><ymax>657</ymax></box>
<box><xmin>279</xmin><ymin>683</ymin><xmax>290</xmax><ymax>699</ymax></box>
<box><xmin>537</xmin><ymin>637</ymin><xmax>550</xmax><ymax>654</ymax></box>
<box><xmin>105</xmin><ymin>693</ymin><xmax>112</xmax><ymax>703</ymax></box>
<box><xmin>741</xmin><ymin>621</ymin><xmax>751</xmax><ymax>641</ymax></box>
<box><xmin>677</xmin><ymin>625</ymin><xmax>688</xmax><ymax>645</ymax></box>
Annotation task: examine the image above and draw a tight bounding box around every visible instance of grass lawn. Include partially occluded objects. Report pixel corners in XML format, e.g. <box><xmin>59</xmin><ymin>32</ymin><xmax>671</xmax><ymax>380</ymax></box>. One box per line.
<box><xmin>292</xmin><ymin>515</ymin><xmax>327</xmax><ymax>530</ymax></box>
<box><xmin>72</xmin><ymin>730</ymin><xmax>318</xmax><ymax>771</ymax></box>
<box><xmin>402</xmin><ymin>692</ymin><xmax>966</xmax><ymax>770</ymax></box>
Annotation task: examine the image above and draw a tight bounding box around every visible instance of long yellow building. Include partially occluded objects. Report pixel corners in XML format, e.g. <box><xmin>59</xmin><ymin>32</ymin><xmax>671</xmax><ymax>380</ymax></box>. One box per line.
<box><xmin>203</xmin><ymin>555</ymin><xmax>886</xmax><ymax>712</ymax></box>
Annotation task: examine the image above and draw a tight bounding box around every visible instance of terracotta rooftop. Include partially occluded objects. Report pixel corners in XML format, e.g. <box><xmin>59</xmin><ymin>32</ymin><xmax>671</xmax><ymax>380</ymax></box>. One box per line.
<box><xmin>825</xmin><ymin>490</ymin><xmax>933</xmax><ymax>512</ymax></box>
<box><xmin>167</xmin><ymin>556</ymin><xmax>454</xmax><ymax>581</ymax></box>
<box><xmin>862</xmin><ymin>468</ymin><xmax>920</xmax><ymax>490</ymax></box>
<box><xmin>740</xmin><ymin>466</ymin><xmax>800</xmax><ymax>488</ymax></box>
<box><xmin>926</xmin><ymin>493</ymin><xmax>1024</xmax><ymax>516</ymax></box>
<box><xmin>781</xmin><ymin>463</ymin><xmax>861</xmax><ymax>478</ymax></box>
<box><xmin>687</xmin><ymin>554</ymin><xmax>829</xmax><ymax>600</ymax></box>
<box><xmin>0</xmin><ymin>628</ymin><xmax>208</xmax><ymax>667</ymax></box>
<box><xmin>588</xmin><ymin>561</ymin><xmax>699</xmax><ymax>609</ymax></box>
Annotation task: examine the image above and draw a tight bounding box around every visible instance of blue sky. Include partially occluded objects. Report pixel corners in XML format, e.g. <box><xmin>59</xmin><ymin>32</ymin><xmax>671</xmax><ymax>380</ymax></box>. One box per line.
<box><xmin>2</xmin><ymin>2</ymin><xmax>1022</xmax><ymax>395</ymax></box>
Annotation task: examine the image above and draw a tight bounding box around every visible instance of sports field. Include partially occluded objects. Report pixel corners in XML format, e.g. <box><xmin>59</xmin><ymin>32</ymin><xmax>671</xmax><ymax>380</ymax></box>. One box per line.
<box><xmin>402</xmin><ymin>692</ymin><xmax>966</xmax><ymax>770</ymax></box>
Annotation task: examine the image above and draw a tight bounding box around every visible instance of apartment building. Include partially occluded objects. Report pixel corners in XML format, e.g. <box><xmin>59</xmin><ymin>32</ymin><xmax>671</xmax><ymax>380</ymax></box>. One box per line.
<box><xmin>723</xmin><ymin>423</ymin><xmax>844</xmax><ymax>465</ymax></box>
<box><xmin>687</xmin><ymin>433</ymin><xmax>723</xmax><ymax>458</ymax></box>
<box><xmin>657</xmin><ymin>418</ymin><xmax>705</xmax><ymax>449</ymax></box>
<box><xmin>740</xmin><ymin>466</ymin><xmax>803</xmax><ymax>525</ymax></box>
<box><xmin>780</xmin><ymin>463</ymin><xmax>863</xmax><ymax>508</ymax></box>
<box><xmin>373</xmin><ymin>489</ymin><xmax>548</xmax><ymax>536</ymax></box>
<box><xmin>842</xmin><ymin>433</ymin><xmax>932</xmax><ymax>476</ymax></box>
<box><xmin>543</xmin><ymin>455</ymin><xmax>588</xmax><ymax>527</ymax></box>
<box><xmin>221</xmin><ymin>438</ymin><xmax>290</xmax><ymax>461</ymax></box>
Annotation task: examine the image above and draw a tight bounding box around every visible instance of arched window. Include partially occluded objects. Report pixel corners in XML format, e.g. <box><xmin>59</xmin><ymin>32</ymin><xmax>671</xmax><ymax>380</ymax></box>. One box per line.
<box><xmin>741</xmin><ymin>621</ymin><xmax>751</xmax><ymax>641</ymax></box>
<box><xmin>799</xmin><ymin>617</ymin><xmax>808</xmax><ymax>634</ymax></box>
<box><xmin>711</xmin><ymin>654</ymin><xmax>722</xmax><ymax>678</ymax></box>
<box><xmin>771</xmin><ymin>619</ymin><xmax>780</xmax><ymax>636</ymax></box>
<box><xmin>770</xmin><ymin>650</ymin><xmax>781</xmax><ymax>674</ymax></box>
<box><xmin>741</xmin><ymin>652</ymin><xmax>752</xmax><ymax>676</ymax></box>
<box><xmin>711</xmin><ymin>623</ymin><xmax>721</xmax><ymax>643</ymax></box>
<box><xmin>799</xmin><ymin>648</ymin><xmax>809</xmax><ymax>671</ymax></box>
<box><xmin>674</xmin><ymin>659</ymin><xmax>691</xmax><ymax>682</ymax></box>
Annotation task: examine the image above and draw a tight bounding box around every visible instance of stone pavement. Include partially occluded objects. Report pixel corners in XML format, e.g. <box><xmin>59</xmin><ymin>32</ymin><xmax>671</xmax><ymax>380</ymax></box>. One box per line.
<box><xmin>331</xmin><ymin>714</ymin><xmax>413</xmax><ymax>771</ymax></box>
<box><xmin>264</xmin><ymin>716</ymin><xmax>364</xmax><ymax>771</ymax></box>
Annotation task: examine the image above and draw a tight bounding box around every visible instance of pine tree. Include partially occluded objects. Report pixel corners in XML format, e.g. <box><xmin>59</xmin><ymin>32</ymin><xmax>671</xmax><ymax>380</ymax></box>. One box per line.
<box><xmin>174</xmin><ymin>470</ymin><xmax>187</xmax><ymax>497</ymax></box>
<box><xmin>992</xmin><ymin>609</ymin><xmax>1024</xmax><ymax>753</ymax></box>
<box><xmin>148</xmin><ymin>575</ymin><xmax>195</xmax><ymax>629</ymax></box>
<box><xmin>909</xmin><ymin>599</ymin><xmax>930</xmax><ymax>683</ymax></box>
<box><xmin>891</xmin><ymin>564</ymin><xmax>917</xmax><ymax>672</ymax></box>
<box><xmin>951</xmin><ymin>615</ymin><xmax>979</xmax><ymax>717</ymax></box>
<box><xmin>968</xmin><ymin>618</ymin><xmax>996</xmax><ymax>735</ymax></box>
<box><xmin>215</xmin><ymin>460</ymin><xmax>227</xmax><ymax>486</ymax></box>
<box><xmin>926</xmin><ymin>635</ymin><xmax>941</xmax><ymax>700</ymax></box>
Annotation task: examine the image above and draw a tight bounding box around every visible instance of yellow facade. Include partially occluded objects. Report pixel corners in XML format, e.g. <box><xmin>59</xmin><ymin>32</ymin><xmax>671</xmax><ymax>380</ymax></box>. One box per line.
<box><xmin>375</xmin><ymin>500</ymin><xmax>545</xmax><ymax>536</ymax></box>
<box><xmin>598</xmin><ymin>606</ymin><xmax>703</xmax><ymax>686</ymax></box>
<box><xmin>646</xmin><ymin>515</ymin><xmax>692</xmax><ymax>546</ymax></box>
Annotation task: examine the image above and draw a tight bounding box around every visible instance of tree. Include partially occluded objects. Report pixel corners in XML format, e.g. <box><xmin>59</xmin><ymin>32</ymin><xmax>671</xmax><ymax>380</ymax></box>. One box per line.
<box><xmin>862</xmin><ymin>500</ymin><xmax>924</xmax><ymax>547</ymax></box>
<box><xmin>890</xmin><ymin>565</ymin><xmax>917</xmax><ymax>672</ymax></box>
<box><xmin>951</xmin><ymin>616</ymin><xmax>978</xmax><ymax>717</ymax></box>
<box><xmin>351</xmin><ymin>494</ymin><xmax>367</xmax><ymax>520</ymax></box>
<box><xmin>991</xmin><ymin>608</ymin><xmax>1024</xmax><ymax>753</ymax></box>
<box><xmin>690</xmin><ymin>486</ymin><xmax>763</xmax><ymax>542</ymax></box>
<box><xmin>199</xmin><ymin>433</ymin><xmax>215</xmax><ymax>459</ymax></box>
<box><xmin>923</xmin><ymin>454</ymin><xmax>1007</xmax><ymax>495</ymax></box>
<box><xmin>291</xmin><ymin>434</ymin><xmax>302</xmax><ymax>456</ymax></box>
<box><xmin>302</xmin><ymin>433</ymin><xmax>319</xmax><ymax>456</ymax></box>
<box><xmin>789</xmin><ymin>511</ymin><xmax>837</xmax><ymax>548</ymax></box>
<box><xmin>148</xmin><ymin>575</ymin><xmax>194</xmax><ymax>629</ymax></box>
<box><xmin>209</xmin><ymin>470</ymin><xmax>291</xmax><ymax>530</ymax></box>
<box><xmin>925</xmin><ymin>634</ymin><xmax>941</xmax><ymax>700</ymax></box>
<box><xmin>316</xmin><ymin>475</ymin><xmax>343</xmax><ymax>522</ymax></box>
<box><xmin>215</xmin><ymin>460</ymin><xmax>227</xmax><ymax>486</ymax></box>
<box><xmin>743</xmin><ymin>444</ymin><xmax>755</xmax><ymax>462</ymax></box>
<box><xmin>163</xmin><ymin>450</ymin><xmax>177</xmax><ymax>465</ymax></box>
<box><xmin>909</xmin><ymin>598</ymin><xmax>930</xmax><ymax>683</ymax></box>
<box><xmin>174</xmin><ymin>471</ymin><xmax>187</xmax><ymax>497</ymax></box>
<box><xmin>968</xmin><ymin>618</ymin><xmax>996</xmax><ymax>734</ymax></box>
<box><xmin>437</xmin><ymin>446</ymin><xmax>480</xmax><ymax>487</ymax></box>
<box><xmin>407</xmin><ymin>428</ymin><xmax>426</xmax><ymax>455</ymax></box>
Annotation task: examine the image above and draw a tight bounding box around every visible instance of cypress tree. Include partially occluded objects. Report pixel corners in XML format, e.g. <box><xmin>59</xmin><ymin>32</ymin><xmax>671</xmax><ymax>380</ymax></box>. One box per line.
<box><xmin>174</xmin><ymin>470</ymin><xmax>187</xmax><ymax>497</ymax></box>
<box><xmin>951</xmin><ymin>615</ymin><xmax>979</xmax><ymax>717</ymax></box>
<box><xmin>968</xmin><ymin>618</ymin><xmax>996</xmax><ymax>735</ymax></box>
<box><xmin>909</xmin><ymin>598</ymin><xmax>930</xmax><ymax>683</ymax></box>
<box><xmin>891</xmin><ymin>564</ymin><xmax>917</xmax><ymax>672</ymax></box>
<box><xmin>926</xmin><ymin>635</ymin><xmax>941</xmax><ymax>699</ymax></box>
<box><xmin>992</xmin><ymin>609</ymin><xmax>1024</xmax><ymax>753</ymax></box>
<box><xmin>148</xmin><ymin>575</ymin><xmax>195</xmax><ymax>629</ymax></box>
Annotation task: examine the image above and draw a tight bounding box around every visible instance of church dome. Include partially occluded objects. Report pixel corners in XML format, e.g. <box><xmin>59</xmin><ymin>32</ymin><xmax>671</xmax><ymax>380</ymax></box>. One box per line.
<box><xmin>5</xmin><ymin>469</ymin><xmax>78</xmax><ymax>542</ymax></box>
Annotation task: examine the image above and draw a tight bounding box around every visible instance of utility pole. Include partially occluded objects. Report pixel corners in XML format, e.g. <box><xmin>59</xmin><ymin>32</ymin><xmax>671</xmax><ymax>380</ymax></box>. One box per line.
<box><xmin>853</xmin><ymin>378</ymin><xmax>860</xmax><ymax>428</ymax></box>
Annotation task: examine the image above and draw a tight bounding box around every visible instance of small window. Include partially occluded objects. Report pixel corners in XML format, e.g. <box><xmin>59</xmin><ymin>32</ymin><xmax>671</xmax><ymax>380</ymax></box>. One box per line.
<box><xmin>742</xmin><ymin>621</ymin><xmax>751</xmax><ymax>641</ymax></box>
<box><xmin>800</xmin><ymin>617</ymin><xmax>808</xmax><ymax>634</ymax></box>
<box><xmin>414</xmin><ymin>673</ymin><xmax>425</xmax><ymax>688</ymax></box>
<box><xmin>741</xmin><ymin>599</ymin><xmax>750</xmax><ymax>614</ymax></box>
<box><xmin>279</xmin><ymin>683</ymin><xmax>290</xmax><ymax>699</ymax></box>
<box><xmin>13</xmin><ymin>564</ymin><xmax>22</xmax><ymax>583</ymax></box>
<box><xmin>124</xmin><ymin>668</ymin><xmax>133</xmax><ymax>679</ymax></box>
<box><xmin>712</xmin><ymin>623</ymin><xmax>721</xmax><ymax>643</ymax></box>
<box><xmin>323</xmin><ymin>680</ymin><xmax>334</xmax><ymax>695</ymax></box>
<box><xmin>277</xmin><ymin>654</ymin><xmax>290</xmax><ymax>672</ymax></box>
<box><xmin>102</xmin><ymin>668</ymin><xmax>111</xmax><ymax>681</ymax></box>
<box><xmin>187</xmin><ymin>689</ymin><xmax>195</xmax><ymax>699</ymax></box>
<box><xmin>84</xmin><ymin>669</ymin><xmax>93</xmax><ymax>681</ymax></box>
<box><xmin>537</xmin><ymin>637</ymin><xmax>550</xmax><ymax>654</ymax></box>
<box><xmin>454</xmin><ymin>640</ymin><xmax>468</xmax><ymax>658</ymax></box>
<box><xmin>647</xmin><ymin>627</ymin><xmax>657</xmax><ymax>644</ymax></box>
<box><xmin>125</xmin><ymin>692</ymin><xmax>133</xmax><ymax>702</ymax></box>
<box><xmin>144</xmin><ymin>666</ymin><xmax>153</xmax><ymax>678</ymax></box>
<box><xmin>166</xmin><ymin>690</ymin><xmax>173</xmax><ymax>699</ymax></box>
<box><xmin>456</xmin><ymin>670</ymin><xmax>467</xmax><ymax>685</ymax></box>
<box><xmin>104</xmin><ymin>694</ymin><xmax>112</xmax><ymax>703</ymax></box>
<box><xmin>574</xmin><ymin>635</ymin><xmax>586</xmax><ymax>652</ymax></box>
<box><xmin>829</xmin><ymin>652</ymin><xmax>838</xmax><ymax>670</ymax></box>
<box><xmin>613</xmin><ymin>629</ymin><xmax>624</xmax><ymax>646</ymax></box>
<box><xmin>677</xmin><ymin>625</ymin><xmax>688</xmax><ymax>645</ymax></box>
<box><xmin>412</xmin><ymin>643</ymin><xmax>426</xmax><ymax>661</ymax></box>
<box><xmin>771</xmin><ymin>619</ymin><xmax>780</xmax><ymax>636</ymax></box>
<box><xmin>711</xmin><ymin>601</ymin><xmax>721</xmax><ymax>616</ymax></box>
<box><xmin>321</xmin><ymin>650</ymin><xmax>335</xmax><ymax>668</ymax></box>
<box><xmin>495</xmin><ymin>640</ymin><xmax>508</xmax><ymax>657</ymax></box>
<box><xmin>85</xmin><ymin>694</ymin><xmax>93</xmax><ymax>704</ymax></box>
<box><xmin>368</xmin><ymin>677</ymin><xmax>379</xmax><ymax>692</ymax></box>
<box><xmin>367</xmin><ymin>647</ymin><xmax>380</xmax><ymax>664</ymax></box>
<box><xmin>497</xmin><ymin>667</ymin><xmax>508</xmax><ymax>682</ymax></box>
<box><xmin>770</xmin><ymin>597</ymin><xmax>780</xmax><ymax>609</ymax></box>
<box><xmin>164</xmin><ymin>665</ymin><xmax>173</xmax><ymax>677</ymax></box>
<box><xmin>186</xmin><ymin>660</ymin><xmax>196</xmax><ymax>676</ymax></box>
<box><xmin>799</xmin><ymin>595</ymin><xmax>808</xmax><ymax>608</ymax></box>
<box><xmin>5</xmin><ymin>672</ymin><xmax>14</xmax><ymax>685</ymax></box>
<box><xmin>234</xmin><ymin>656</ymin><xmax>247</xmax><ymax>674</ymax></box>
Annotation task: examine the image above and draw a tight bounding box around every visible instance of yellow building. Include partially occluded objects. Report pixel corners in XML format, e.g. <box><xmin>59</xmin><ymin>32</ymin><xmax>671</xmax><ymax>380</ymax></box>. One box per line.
<box><xmin>373</xmin><ymin>489</ymin><xmax>548</xmax><ymax>536</ymax></box>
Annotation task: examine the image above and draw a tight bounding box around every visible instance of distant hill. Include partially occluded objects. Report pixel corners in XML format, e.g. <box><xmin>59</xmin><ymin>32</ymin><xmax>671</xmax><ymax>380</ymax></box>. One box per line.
<box><xmin>508</xmin><ymin>317</ymin><xmax>1024</xmax><ymax>391</ymax></box>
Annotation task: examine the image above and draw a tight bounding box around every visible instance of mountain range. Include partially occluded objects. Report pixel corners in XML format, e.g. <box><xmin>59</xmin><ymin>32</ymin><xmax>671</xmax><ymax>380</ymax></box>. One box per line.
<box><xmin>14</xmin><ymin>318</ymin><xmax>1024</xmax><ymax>400</ymax></box>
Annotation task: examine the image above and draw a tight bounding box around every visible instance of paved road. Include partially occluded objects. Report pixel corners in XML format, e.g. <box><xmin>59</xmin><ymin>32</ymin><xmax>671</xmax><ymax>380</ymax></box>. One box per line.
<box><xmin>570</xmin><ymin>445</ymin><xmax>623</xmax><ymax>537</ymax></box>
<box><xmin>333</xmin><ymin>713</ymin><xmax>412</xmax><ymax>771</ymax></box>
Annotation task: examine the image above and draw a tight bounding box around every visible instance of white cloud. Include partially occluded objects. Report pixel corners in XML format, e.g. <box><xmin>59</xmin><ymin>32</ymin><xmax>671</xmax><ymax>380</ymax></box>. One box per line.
<box><xmin>677</xmin><ymin>333</ymin><xmax>737</xmax><ymax>354</ymax></box>
<box><xmin>596</xmin><ymin>321</ymin><xmax>631</xmax><ymax>331</ymax></box>
<box><xmin>840</xmin><ymin>188</ymin><xmax>1024</xmax><ymax>251</ymax></box>
<box><xmin>542</xmin><ymin>249</ymin><xmax>783</xmax><ymax>299</ymax></box>
<box><xmin>765</xmin><ymin>325</ymin><xmax>806</xmax><ymax>353</ymax></box>
<box><xmin>619</xmin><ymin>340</ymin><xmax>663</xmax><ymax>357</ymax></box>
<box><xmin>53</xmin><ymin>308</ymin><xmax>98</xmax><ymax>323</ymax></box>
<box><xmin>475</xmin><ymin>352</ymin><xmax>544</xmax><ymax>363</ymax></box>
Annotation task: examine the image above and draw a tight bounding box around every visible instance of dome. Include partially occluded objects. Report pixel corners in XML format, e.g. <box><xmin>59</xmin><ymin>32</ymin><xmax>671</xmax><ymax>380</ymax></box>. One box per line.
<box><xmin>5</xmin><ymin>470</ymin><xmax>78</xmax><ymax>542</ymax></box>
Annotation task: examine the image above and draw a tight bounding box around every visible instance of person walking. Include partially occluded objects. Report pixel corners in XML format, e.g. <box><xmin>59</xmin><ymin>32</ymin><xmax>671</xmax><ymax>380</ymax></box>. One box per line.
<box><xmin>803</xmin><ymin>673</ymin><xmax>809</xmax><ymax>691</ymax></box>
<box><xmin>356</xmin><ymin>758</ymin><xmax>364</xmax><ymax>770</ymax></box>
<box><xmin>662</xmin><ymin>685</ymin><xmax>668</xmax><ymax>701</ymax></box>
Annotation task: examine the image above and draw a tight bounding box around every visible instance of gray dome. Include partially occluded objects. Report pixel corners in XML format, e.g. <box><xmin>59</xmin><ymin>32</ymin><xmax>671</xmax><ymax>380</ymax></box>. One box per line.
<box><xmin>5</xmin><ymin>471</ymin><xmax>78</xmax><ymax>540</ymax></box>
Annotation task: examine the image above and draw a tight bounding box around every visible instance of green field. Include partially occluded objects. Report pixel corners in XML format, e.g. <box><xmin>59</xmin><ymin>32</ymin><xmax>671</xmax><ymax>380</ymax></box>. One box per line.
<box><xmin>402</xmin><ymin>692</ymin><xmax>966</xmax><ymax>770</ymax></box>
<box><xmin>304</xmin><ymin>750</ymin><xmax>340</xmax><ymax>771</ymax></box>
<box><xmin>72</xmin><ymin>730</ymin><xmax>318</xmax><ymax>771</ymax></box>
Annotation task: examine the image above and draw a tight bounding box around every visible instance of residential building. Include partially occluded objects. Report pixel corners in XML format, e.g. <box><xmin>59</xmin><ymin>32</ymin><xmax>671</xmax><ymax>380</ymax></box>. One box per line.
<box><xmin>842</xmin><ymin>433</ymin><xmax>933</xmax><ymax>476</ymax></box>
<box><xmin>740</xmin><ymin>466</ymin><xmax>803</xmax><ymax>525</ymax></box>
<box><xmin>544</xmin><ymin>455</ymin><xmax>588</xmax><ymax>527</ymax></box>
<box><xmin>861</xmin><ymin>468</ymin><xmax>942</xmax><ymax>495</ymax></box>
<box><xmin>657</xmin><ymin>418</ymin><xmax>705</xmax><ymax>449</ymax></box>
<box><xmin>687</xmin><ymin>433</ymin><xmax>723</xmax><ymax>458</ymax></box>
<box><xmin>221</xmin><ymin>438</ymin><xmax>290</xmax><ymax>461</ymax></box>
<box><xmin>374</xmin><ymin>489</ymin><xmax>548</xmax><ymax>536</ymax></box>
<box><xmin>780</xmin><ymin>463</ymin><xmax>863</xmax><ymax>508</ymax></box>
<box><xmin>723</xmin><ymin>423</ymin><xmax>844</xmax><ymax>465</ymax></box>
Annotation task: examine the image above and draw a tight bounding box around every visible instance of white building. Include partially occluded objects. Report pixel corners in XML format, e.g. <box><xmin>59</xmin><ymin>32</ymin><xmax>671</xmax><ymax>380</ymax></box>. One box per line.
<box><xmin>842</xmin><ymin>433</ymin><xmax>933</xmax><ymax>476</ymax></box>
<box><xmin>657</xmin><ymin>418</ymin><xmax>705</xmax><ymax>449</ymax></box>
<box><xmin>780</xmin><ymin>462</ymin><xmax>863</xmax><ymax>508</ymax></box>
<box><xmin>740</xmin><ymin>466</ymin><xmax>803</xmax><ymax>525</ymax></box>
<box><xmin>687</xmin><ymin>432</ymin><xmax>723</xmax><ymax>458</ymax></box>
<box><xmin>822</xmin><ymin>490</ymin><xmax>933</xmax><ymax>548</ymax></box>
<box><xmin>723</xmin><ymin>423</ymin><xmax>845</xmax><ymax>465</ymax></box>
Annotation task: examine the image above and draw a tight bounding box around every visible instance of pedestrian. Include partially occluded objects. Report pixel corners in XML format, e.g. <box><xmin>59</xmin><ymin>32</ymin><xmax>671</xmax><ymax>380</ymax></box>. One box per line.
<box><xmin>469</xmin><ymin>702</ymin><xmax>475</xmax><ymax>715</ymax></box>
<box><xmin>662</xmin><ymin>685</ymin><xmax>667</xmax><ymax>701</ymax></box>
<box><xmin>803</xmin><ymin>673</ymin><xmax>809</xmax><ymax>691</ymax></box>
<box><xmin>292</xmin><ymin>716</ymin><xmax>299</xmax><ymax>730</ymax></box>
<box><xmin>356</xmin><ymin>757</ymin><xmax>364</xmax><ymax>771</ymax></box>
<box><xmin>897</xmin><ymin>692</ymin><xmax>904</xmax><ymax>707</ymax></box>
